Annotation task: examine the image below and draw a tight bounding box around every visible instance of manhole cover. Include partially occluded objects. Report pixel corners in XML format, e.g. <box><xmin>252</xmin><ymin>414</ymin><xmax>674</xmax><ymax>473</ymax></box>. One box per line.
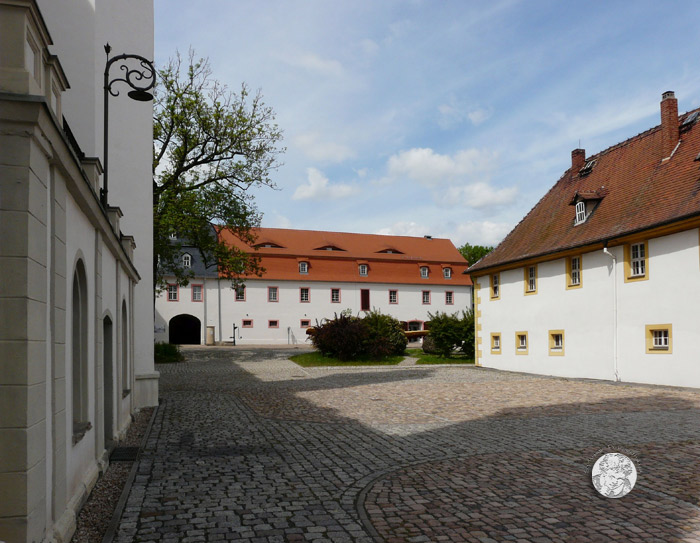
<box><xmin>110</xmin><ymin>447</ymin><xmax>140</xmax><ymax>461</ymax></box>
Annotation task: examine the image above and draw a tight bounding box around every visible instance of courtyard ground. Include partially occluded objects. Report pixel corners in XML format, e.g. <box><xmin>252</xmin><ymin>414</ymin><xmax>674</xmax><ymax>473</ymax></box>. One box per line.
<box><xmin>113</xmin><ymin>347</ymin><xmax>700</xmax><ymax>542</ymax></box>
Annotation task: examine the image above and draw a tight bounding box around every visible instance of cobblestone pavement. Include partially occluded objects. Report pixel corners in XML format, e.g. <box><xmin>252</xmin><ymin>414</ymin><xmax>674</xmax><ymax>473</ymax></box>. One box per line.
<box><xmin>114</xmin><ymin>348</ymin><xmax>700</xmax><ymax>542</ymax></box>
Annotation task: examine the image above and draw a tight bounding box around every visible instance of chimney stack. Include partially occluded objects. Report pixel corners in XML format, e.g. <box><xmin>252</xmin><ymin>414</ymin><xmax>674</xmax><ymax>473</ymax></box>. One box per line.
<box><xmin>571</xmin><ymin>148</ymin><xmax>586</xmax><ymax>172</ymax></box>
<box><xmin>660</xmin><ymin>91</ymin><xmax>679</xmax><ymax>159</ymax></box>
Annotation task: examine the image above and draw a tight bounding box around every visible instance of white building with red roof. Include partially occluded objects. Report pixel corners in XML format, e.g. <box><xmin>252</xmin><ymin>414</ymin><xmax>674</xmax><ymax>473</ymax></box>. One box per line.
<box><xmin>156</xmin><ymin>228</ymin><xmax>472</xmax><ymax>345</ymax></box>
<box><xmin>468</xmin><ymin>92</ymin><xmax>700</xmax><ymax>388</ymax></box>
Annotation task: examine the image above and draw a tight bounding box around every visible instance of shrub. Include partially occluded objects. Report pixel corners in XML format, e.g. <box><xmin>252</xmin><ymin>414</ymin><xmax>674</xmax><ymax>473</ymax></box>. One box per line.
<box><xmin>154</xmin><ymin>341</ymin><xmax>184</xmax><ymax>363</ymax></box>
<box><xmin>460</xmin><ymin>309</ymin><xmax>475</xmax><ymax>358</ymax></box>
<box><xmin>421</xmin><ymin>335</ymin><xmax>439</xmax><ymax>354</ymax></box>
<box><xmin>311</xmin><ymin>314</ymin><xmax>369</xmax><ymax>361</ymax></box>
<box><xmin>426</xmin><ymin>311</ymin><xmax>464</xmax><ymax>357</ymax></box>
<box><xmin>363</xmin><ymin>310</ymin><xmax>408</xmax><ymax>358</ymax></box>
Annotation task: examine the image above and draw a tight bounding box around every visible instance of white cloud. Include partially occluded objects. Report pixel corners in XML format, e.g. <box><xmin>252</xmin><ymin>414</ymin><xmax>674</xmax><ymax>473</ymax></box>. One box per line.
<box><xmin>448</xmin><ymin>220</ymin><xmax>513</xmax><ymax>247</ymax></box>
<box><xmin>265</xmin><ymin>212</ymin><xmax>292</xmax><ymax>229</ymax></box>
<box><xmin>387</xmin><ymin>147</ymin><xmax>497</xmax><ymax>186</ymax></box>
<box><xmin>438</xmin><ymin>99</ymin><xmax>492</xmax><ymax>129</ymax></box>
<box><xmin>375</xmin><ymin>221</ymin><xmax>430</xmax><ymax>238</ymax></box>
<box><xmin>294</xmin><ymin>132</ymin><xmax>355</xmax><ymax>162</ymax></box>
<box><xmin>289</xmin><ymin>53</ymin><xmax>344</xmax><ymax>77</ymax></box>
<box><xmin>360</xmin><ymin>38</ymin><xmax>379</xmax><ymax>56</ymax></box>
<box><xmin>435</xmin><ymin>183</ymin><xmax>517</xmax><ymax>209</ymax></box>
<box><xmin>468</xmin><ymin>107</ymin><xmax>491</xmax><ymax>125</ymax></box>
<box><xmin>292</xmin><ymin>167</ymin><xmax>358</xmax><ymax>201</ymax></box>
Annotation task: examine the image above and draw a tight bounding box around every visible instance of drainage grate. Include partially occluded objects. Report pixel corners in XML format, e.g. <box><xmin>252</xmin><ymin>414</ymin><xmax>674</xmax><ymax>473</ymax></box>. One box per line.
<box><xmin>110</xmin><ymin>446</ymin><xmax>140</xmax><ymax>462</ymax></box>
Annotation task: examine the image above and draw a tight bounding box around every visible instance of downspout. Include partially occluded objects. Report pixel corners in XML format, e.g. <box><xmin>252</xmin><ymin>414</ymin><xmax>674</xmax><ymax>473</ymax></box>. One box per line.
<box><xmin>217</xmin><ymin>278</ymin><xmax>222</xmax><ymax>343</ymax></box>
<box><xmin>602</xmin><ymin>245</ymin><xmax>619</xmax><ymax>381</ymax></box>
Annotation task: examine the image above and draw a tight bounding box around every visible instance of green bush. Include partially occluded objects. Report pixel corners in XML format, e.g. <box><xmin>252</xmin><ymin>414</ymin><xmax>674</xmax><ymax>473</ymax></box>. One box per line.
<box><xmin>363</xmin><ymin>310</ymin><xmax>408</xmax><ymax>358</ymax></box>
<box><xmin>311</xmin><ymin>314</ymin><xmax>369</xmax><ymax>361</ymax></box>
<box><xmin>426</xmin><ymin>311</ymin><xmax>464</xmax><ymax>357</ymax></box>
<box><xmin>460</xmin><ymin>309</ymin><xmax>475</xmax><ymax>358</ymax></box>
<box><xmin>154</xmin><ymin>341</ymin><xmax>184</xmax><ymax>363</ymax></box>
<box><xmin>311</xmin><ymin>310</ymin><xmax>407</xmax><ymax>361</ymax></box>
<box><xmin>421</xmin><ymin>335</ymin><xmax>439</xmax><ymax>354</ymax></box>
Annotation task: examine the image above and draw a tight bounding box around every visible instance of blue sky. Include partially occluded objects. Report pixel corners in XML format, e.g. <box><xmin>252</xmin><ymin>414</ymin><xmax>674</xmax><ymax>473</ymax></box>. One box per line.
<box><xmin>155</xmin><ymin>0</ymin><xmax>700</xmax><ymax>247</ymax></box>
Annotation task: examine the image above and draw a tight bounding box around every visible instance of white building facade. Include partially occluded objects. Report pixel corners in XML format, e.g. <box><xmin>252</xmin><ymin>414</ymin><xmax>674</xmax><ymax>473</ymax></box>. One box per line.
<box><xmin>470</xmin><ymin>92</ymin><xmax>700</xmax><ymax>389</ymax></box>
<box><xmin>0</xmin><ymin>1</ymin><xmax>157</xmax><ymax>541</ymax></box>
<box><xmin>155</xmin><ymin>229</ymin><xmax>473</xmax><ymax>345</ymax></box>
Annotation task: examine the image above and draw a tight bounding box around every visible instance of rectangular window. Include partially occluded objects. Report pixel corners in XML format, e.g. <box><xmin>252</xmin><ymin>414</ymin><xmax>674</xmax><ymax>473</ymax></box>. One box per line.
<box><xmin>515</xmin><ymin>331</ymin><xmax>528</xmax><ymax>355</ymax></box>
<box><xmin>300</xmin><ymin>319</ymin><xmax>311</xmax><ymax>328</ymax></box>
<box><xmin>420</xmin><ymin>266</ymin><xmax>429</xmax><ymax>278</ymax></box>
<box><xmin>299</xmin><ymin>261</ymin><xmax>308</xmax><ymax>274</ymax></box>
<box><xmin>359</xmin><ymin>264</ymin><xmax>368</xmax><ymax>276</ymax></box>
<box><xmin>389</xmin><ymin>290</ymin><xmax>398</xmax><ymax>304</ymax></box>
<box><xmin>490</xmin><ymin>273</ymin><xmax>500</xmax><ymax>300</ymax></box>
<box><xmin>625</xmin><ymin>241</ymin><xmax>649</xmax><ymax>282</ymax></box>
<box><xmin>167</xmin><ymin>284</ymin><xmax>178</xmax><ymax>301</ymax></box>
<box><xmin>549</xmin><ymin>330</ymin><xmax>565</xmax><ymax>356</ymax></box>
<box><xmin>567</xmin><ymin>256</ymin><xmax>582</xmax><ymax>289</ymax></box>
<box><xmin>443</xmin><ymin>267</ymin><xmax>452</xmax><ymax>279</ymax></box>
<box><xmin>331</xmin><ymin>288</ymin><xmax>341</xmax><ymax>303</ymax></box>
<box><xmin>361</xmin><ymin>289</ymin><xmax>370</xmax><ymax>311</ymax></box>
<box><xmin>645</xmin><ymin>324</ymin><xmax>672</xmax><ymax>353</ymax></box>
<box><xmin>268</xmin><ymin>320</ymin><xmax>279</xmax><ymax>328</ymax></box>
<box><xmin>445</xmin><ymin>291</ymin><xmax>454</xmax><ymax>305</ymax></box>
<box><xmin>268</xmin><ymin>286</ymin><xmax>278</xmax><ymax>302</ymax></box>
<box><xmin>235</xmin><ymin>285</ymin><xmax>246</xmax><ymax>301</ymax></box>
<box><xmin>575</xmin><ymin>201</ymin><xmax>586</xmax><ymax>225</ymax></box>
<box><xmin>300</xmin><ymin>287</ymin><xmax>310</xmax><ymax>303</ymax></box>
<box><xmin>242</xmin><ymin>319</ymin><xmax>253</xmax><ymax>328</ymax></box>
<box><xmin>191</xmin><ymin>284</ymin><xmax>203</xmax><ymax>302</ymax></box>
<box><xmin>524</xmin><ymin>265</ymin><xmax>537</xmax><ymax>294</ymax></box>
<box><xmin>422</xmin><ymin>290</ymin><xmax>431</xmax><ymax>305</ymax></box>
<box><xmin>491</xmin><ymin>333</ymin><xmax>501</xmax><ymax>355</ymax></box>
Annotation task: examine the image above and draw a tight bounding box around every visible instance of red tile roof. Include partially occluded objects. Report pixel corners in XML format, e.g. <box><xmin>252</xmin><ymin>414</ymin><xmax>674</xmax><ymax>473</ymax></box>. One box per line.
<box><xmin>218</xmin><ymin>227</ymin><xmax>472</xmax><ymax>286</ymax></box>
<box><xmin>469</xmin><ymin>105</ymin><xmax>700</xmax><ymax>274</ymax></box>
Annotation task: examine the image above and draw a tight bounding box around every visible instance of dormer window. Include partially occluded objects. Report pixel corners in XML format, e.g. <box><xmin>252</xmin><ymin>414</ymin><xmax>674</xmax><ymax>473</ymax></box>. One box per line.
<box><xmin>575</xmin><ymin>201</ymin><xmax>586</xmax><ymax>225</ymax></box>
<box><xmin>579</xmin><ymin>159</ymin><xmax>596</xmax><ymax>176</ymax></box>
<box><xmin>299</xmin><ymin>261</ymin><xmax>308</xmax><ymax>274</ymax></box>
<box><xmin>169</xmin><ymin>232</ymin><xmax>177</xmax><ymax>240</ymax></box>
<box><xmin>182</xmin><ymin>253</ymin><xmax>192</xmax><ymax>268</ymax></box>
<box><xmin>359</xmin><ymin>264</ymin><xmax>368</xmax><ymax>276</ymax></box>
<box><xmin>420</xmin><ymin>266</ymin><xmax>429</xmax><ymax>278</ymax></box>
<box><xmin>443</xmin><ymin>267</ymin><xmax>452</xmax><ymax>279</ymax></box>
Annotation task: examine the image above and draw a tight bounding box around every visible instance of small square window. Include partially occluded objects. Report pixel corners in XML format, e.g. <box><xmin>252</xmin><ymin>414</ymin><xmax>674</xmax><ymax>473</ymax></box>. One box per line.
<box><xmin>491</xmin><ymin>333</ymin><xmax>501</xmax><ymax>354</ymax></box>
<box><xmin>268</xmin><ymin>320</ymin><xmax>279</xmax><ymax>328</ymax></box>
<box><xmin>646</xmin><ymin>324</ymin><xmax>672</xmax><ymax>354</ymax></box>
<box><xmin>300</xmin><ymin>287</ymin><xmax>310</xmax><ymax>303</ymax></box>
<box><xmin>549</xmin><ymin>330</ymin><xmax>565</xmax><ymax>356</ymax></box>
<box><xmin>268</xmin><ymin>287</ymin><xmax>278</xmax><ymax>302</ymax></box>
<box><xmin>331</xmin><ymin>288</ymin><xmax>341</xmax><ymax>303</ymax></box>
<box><xmin>445</xmin><ymin>291</ymin><xmax>454</xmax><ymax>305</ymax></box>
<box><xmin>299</xmin><ymin>261</ymin><xmax>309</xmax><ymax>274</ymax></box>
<box><xmin>422</xmin><ymin>290</ymin><xmax>431</xmax><ymax>304</ymax></box>
<box><xmin>359</xmin><ymin>264</ymin><xmax>368</xmax><ymax>276</ymax></box>
<box><xmin>515</xmin><ymin>331</ymin><xmax>528</xmax><ymax>355</ymax></box>
<box><xmin>389</xmin><ymin>290</ymin><xmax>398</xmax><ymax>304</ymax></box>
<box><xmin>242</xmin><ymin>319</ymin><xmax>253</xmax><ymax>328</ymax></box>
<box><xmin>443</xmin><ymin>267</ymin><xmax>452</xmax><ymax>279</ymax></box>
<box><xmin>300</xmin><ymin>319</ymin><xmax>311</xmax><ymax>328</ymax></box>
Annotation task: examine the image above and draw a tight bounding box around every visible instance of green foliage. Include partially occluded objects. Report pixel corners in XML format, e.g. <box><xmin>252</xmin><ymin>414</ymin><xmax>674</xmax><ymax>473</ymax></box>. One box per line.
<box><xmin>421</xmin><ymin>335</ymin><xmax>439</xmax><ymax>354</ymax></box>
<box><xmin>363</xmin><ymin>310</ymin><xmax>408</xmax><ymax>358</ymax></box>
<box><xmin>311</xmin><ymin>310</ymin><xmax>407</xmax><ymax>361</ymax></box>
<box><xmin>460</xmin><ymin>308</ymin><xmax>476</xmax><ymax>358</ymax></box>
<box><xmin>154</xmin><ymin>342</ymin><xmax>184</xmax><ymax>363</ymax></box>
<box><xmin>458</xmin><ymin>243</ymin><xmax>494</xmax><ymax>267</ymax></box>
<box><xmin>153</xmin><ymin>51</ymin><xmax>284</xmax><ymax>291</ymax></box>
<box><xmin>426</xmin><ymin>311</ymin><xmax>464</xmax><ymax>357</ymax></box>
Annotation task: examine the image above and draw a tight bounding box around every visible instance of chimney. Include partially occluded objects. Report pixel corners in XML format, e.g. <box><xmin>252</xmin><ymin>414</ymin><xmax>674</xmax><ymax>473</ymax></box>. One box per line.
<box><xmin>660</xmin><ymin>91</ymin><xmax>679</xmax><ymax>159</ymax></box>
<box><xmin>571</xmin><ymin>148</ymin><xmax>586</xmax><ymax>172</ymax></box>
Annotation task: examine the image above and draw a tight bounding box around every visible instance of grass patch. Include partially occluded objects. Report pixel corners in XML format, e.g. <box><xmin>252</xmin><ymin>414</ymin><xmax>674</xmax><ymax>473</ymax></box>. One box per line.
<box><xmin>290</xmin><ymin>351</ymin><xmax>404</xmax><ymax>367</ymax></box>
<box><xmin>154</xmin><ymin>342</ymin><xmax>184</xmax><ymax>364</ymax></box>
<box><xmin>407</xmin><ymin>348</ymin><xmax>474</xmax><ymax>365</ymax></box>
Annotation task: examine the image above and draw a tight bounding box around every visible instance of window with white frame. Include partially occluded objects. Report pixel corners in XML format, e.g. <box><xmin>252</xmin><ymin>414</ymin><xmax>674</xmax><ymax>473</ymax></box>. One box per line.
<box><xmin>268</xmin><ymin>286</ymin><xmax>278</xmax><ymax>302</ymax></box>
<box><xmin>167</xmin><ymin>284</ymin><xmax>178</xmax><ymax>301</ymax></box>
<box><xmin>420</xmin><ymin>266</ymin><xmax>429</xmax><ymax>278</ymax></box>
<box><xmin>192</xmin><ymin>285</ymin><xmax>203</xmax><ymax>302</ymax></box>
<box><xmin>359</xmin><ymin>264</ymin><xmax>368</xmax><ymax>276</ymax></box>
<box><xmin>182</xmin><ymin>253</ymin><xmax>192</xmax><ymax>268</ymax></box>
<box><xmin>631</xmin><ymin>242</ymin><xmax>646</xmax><ymax>277</ymax></box>
<box><xmin>491</xmin><ymin>334</ymin><xmax>501</xmax><ymax>352</ymax></box>
<box><xmin>299</xmin><ymin>261</ymin><xmax>308</xmax><ymax>274</ymax></box>
<box><xmin>570</xmin><ymin>256</ymin><xmax>581</xmax><ymax>286</ymax></box>
<box><xmin>422</xmin><ymin>290</ymin><xmax>431</xmax><ymax>304</ymax></box>
<box><xmin>300</xmin><ymin>287</ymin><xmax>310</xmax><ymax>302</ymax></box>
<box><xmin>389</xmin><ymin>290</ymin><xmax>398</xmax><ymax>304</ymax></box>
<box><xmin>443</xmin><ymin>267</ymin><xmax>452</xmax><ymax>279</ymax></box>
<box><xmin>331</xmin><ymin>288</ymin><xmax>340</xmax><ymax>303</ymax></box>
<box><xmin>575</xmin><ymin>201</ymin><xmax>586</xmax><ymax>225</ymax></box>
<box><xmin>445</xmin><ymin>291</ymin><xmax>454</xmax><ymax>304</ymax></box>
<box><xmin>652</xmin><ymin>329</ymin><xmax>669</xmax><ymax>349</ymax></box>
<box><xmin>517</xmin><ymin>333</ymin><xmax>527</xmax><ymax>350</ymax></box>
<box><xmin>491</xmin><ymin>274</ymin><xmax>500</xmax><ymax>299</ymax></box>
<box><xmin>235</xmin><ymin>285</ymin><xmax>245</xmax><ymax>301</ymax></box>
<box><xmin>526</xmin><ymin>265</ymin><xmax>537</xmax><ymax>293</ymax></box>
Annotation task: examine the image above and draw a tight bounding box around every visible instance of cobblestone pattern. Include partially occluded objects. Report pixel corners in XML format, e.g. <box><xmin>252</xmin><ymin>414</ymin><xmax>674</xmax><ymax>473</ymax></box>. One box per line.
<box><xmin>114</xmin><ymin>348</ymin><xmax>700</xmax><ymax>542</ymax></box>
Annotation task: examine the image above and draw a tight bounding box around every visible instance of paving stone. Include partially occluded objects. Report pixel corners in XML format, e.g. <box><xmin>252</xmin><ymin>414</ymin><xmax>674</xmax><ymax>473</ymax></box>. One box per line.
<box><xmin>112</xmin><ymin>347</ymin><xmax>700</xmax><ymax>542</ymax></box>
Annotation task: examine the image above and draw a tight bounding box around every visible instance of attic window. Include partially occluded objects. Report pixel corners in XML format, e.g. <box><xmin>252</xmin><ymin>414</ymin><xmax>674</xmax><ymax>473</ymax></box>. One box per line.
<box><xmin>255</xmin><ymin>242</ymin><xmax>284</xmax><ymax>249</ymax></box>
<box><xmin>579</xmin><ymin>159</ymin><xmax>597</xmax><ymax>176</ymax></box>
<box><xmin>575</xmin><ymin>201</ymin><xmax>586</xmax><ymax>225</ymax></box>
<box><xmin>681</xmin><ymin>111</ymin><xmax>699</xmax><ymax>133</ymax></box>
<box><xmin>377</xmin><ymin>248</ymin><xmax>404</xmax><ymax>254</ymax></box>
<box><xmin>315</xmin><ymin>245</ymin><xmax>345</xmax><ymax>251</ymax></box>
